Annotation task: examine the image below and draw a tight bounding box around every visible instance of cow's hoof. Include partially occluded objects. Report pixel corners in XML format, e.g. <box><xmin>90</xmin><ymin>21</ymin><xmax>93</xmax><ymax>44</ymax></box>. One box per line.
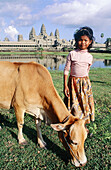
<box><xmin>43</xmin><ymin>146</ymin><xmax>47</xmax><ymax>150</ymax></box>
<box><xmin>38</xmin><ymin>140</ymin><xmax>47</xmax><ymax>148</ymax></box>
<box><xmin>41</xmin><ymin>146</ymin><xmax>47</xmax><ymax>150</ymax></box>
<box><xmin>39</xmin><ymin>143</ymin><xmax>47</xmax><ymax>149</ymax></box>
<box><xmin>43</xmin><ymin>141</ymin><xmax>47</xmax><ymax>147</ymax></box>
<box><xmin>19</xmin><ymin>139</ymin><xmax>28</xmax><ymax>145</ymax></box>
<box><xmin>20</xmin><ymin>141</ymin><xmax>28</xmax><ymax>145</ymax></box>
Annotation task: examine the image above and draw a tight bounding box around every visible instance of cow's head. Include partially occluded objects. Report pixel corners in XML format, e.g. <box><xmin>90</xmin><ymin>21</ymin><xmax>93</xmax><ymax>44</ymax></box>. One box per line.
<box><xmin>51</xmin><ymin>115</ymin><xmax>88</xmax><ymax>167</ymax></box>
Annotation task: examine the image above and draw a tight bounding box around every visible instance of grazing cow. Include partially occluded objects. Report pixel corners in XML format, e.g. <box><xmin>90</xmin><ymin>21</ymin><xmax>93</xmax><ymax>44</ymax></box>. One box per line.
<box><xmin>0</xmin><ymin>61</ymin><xmax>88</xmax><ymax>167</ymax></box>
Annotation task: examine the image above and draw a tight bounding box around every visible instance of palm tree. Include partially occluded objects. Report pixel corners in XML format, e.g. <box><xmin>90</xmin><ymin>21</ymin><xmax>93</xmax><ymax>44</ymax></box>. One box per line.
<box><xmin>100</xmin><ymin>33</ymin><xmax>104</xmax><ymax>43</ymax></box>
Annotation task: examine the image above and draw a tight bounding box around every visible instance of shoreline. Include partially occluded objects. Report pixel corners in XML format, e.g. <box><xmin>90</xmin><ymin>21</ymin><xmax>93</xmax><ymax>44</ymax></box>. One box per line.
<box><xmin>0</xmin><ymin>51</ymin><xmax>111</xmax><ymax>59</ymax></box>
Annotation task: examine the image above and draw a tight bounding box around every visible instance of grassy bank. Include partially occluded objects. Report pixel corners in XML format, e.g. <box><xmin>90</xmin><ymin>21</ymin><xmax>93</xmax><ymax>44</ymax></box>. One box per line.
<box><xmin>91</xmin><ymin>53</ymin><xmax>111</xmax><ymax>59</ymax></box>
<box><xmin>0</xmin><ymin>68</ymin><xmax>111</xmax><ymax>169</ymax></box>
<box><xmin>0</xmin><ymin>51</ymin><xmax>111</xmax><ymax>59</ymax></box>
<box><xmin>0</xmin><ymin>51</ymin><xmax>68</xmax><ymax>56</ymax></box>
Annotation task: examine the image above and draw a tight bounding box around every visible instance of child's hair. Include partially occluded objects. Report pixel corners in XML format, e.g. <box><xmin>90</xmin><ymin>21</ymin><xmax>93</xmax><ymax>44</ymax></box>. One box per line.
<box><xmin>74</xmin><ymin>26</ymin><xmax>95</xmax><ymax>50</ymax></box>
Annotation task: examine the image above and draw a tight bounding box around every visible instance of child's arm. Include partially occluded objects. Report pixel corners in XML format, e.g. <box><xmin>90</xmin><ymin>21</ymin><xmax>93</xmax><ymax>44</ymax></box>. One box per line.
<box><xmin>64</xmin><ymin>52</ymin><xmax>71</xmax><ymax>97</ymax></box>
<box><xmin>64</xmin><ymin>75</ymin><xmax>70</xmax><ymax>97</ymax></box>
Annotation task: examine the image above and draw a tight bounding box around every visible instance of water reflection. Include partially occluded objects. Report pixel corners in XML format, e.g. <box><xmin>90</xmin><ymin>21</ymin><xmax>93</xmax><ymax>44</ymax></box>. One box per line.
<box><xmin>0</xmin><ymin>54</ymin><xmax>111</xmax><ymax>70</ymax></box>
<box><xmin>92</xmin><ymin>58</ymin><xmax>111</xmax><ymax>68</ymax></box>
<box><xmin>0</xmin><ymin>54</ymin><xmax>66</xmax><ymax>70</ymax></box>
<box><xmin>104</xmin><ymin>59</ymin><xmax>111</xmax><ymax>66</ymax></box>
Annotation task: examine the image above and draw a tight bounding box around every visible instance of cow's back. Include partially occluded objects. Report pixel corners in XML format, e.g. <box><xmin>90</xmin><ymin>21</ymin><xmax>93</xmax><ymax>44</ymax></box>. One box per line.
<box><xmin>0</xmin><ymin>61</ymin><xmax>62</xmax><ymax>117</ymax></box>
<box><xmin>0</xmin><ymin>61</ymin><xmax>18</xmax><ymax>109</ymax></box>
<box><xmin>13</xmin><ymin>62</ymin><xmax>56</xmax><ymax>110</ymax></box>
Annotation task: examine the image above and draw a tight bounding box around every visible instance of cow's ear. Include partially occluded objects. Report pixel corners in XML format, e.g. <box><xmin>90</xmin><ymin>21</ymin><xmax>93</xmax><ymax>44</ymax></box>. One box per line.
<box><xmin>51</xmin><ymin>116</ymin><xmax>79</xmax><ymax>131</ymax></box>
<box><xmin>51</xmin><ymin>123</ymin><xmax>66</xmax><ymax>131</ymax></box>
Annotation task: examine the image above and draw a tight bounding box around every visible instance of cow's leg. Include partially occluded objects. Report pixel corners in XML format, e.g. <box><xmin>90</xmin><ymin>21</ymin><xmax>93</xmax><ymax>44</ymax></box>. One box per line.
<box><xmin>35</xmin><ymin>118</ymin><xmax>47</xmax><ymax>148</ymax></box>
<box><xmin>14</xmin><ymin>106</ymin><xmax>27</xmax><ymax>145</ymax></box>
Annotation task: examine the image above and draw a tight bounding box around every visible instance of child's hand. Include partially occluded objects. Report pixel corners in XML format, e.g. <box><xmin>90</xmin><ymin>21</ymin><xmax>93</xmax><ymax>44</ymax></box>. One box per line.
<box><xmin>64</xmin><ymin>86</ymin><xmax>70</xmax><ymax>97</ymax></box>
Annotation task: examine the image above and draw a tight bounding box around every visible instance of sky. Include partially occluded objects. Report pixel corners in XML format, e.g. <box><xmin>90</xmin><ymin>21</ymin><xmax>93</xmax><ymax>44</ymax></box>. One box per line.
<box><xmin>0</xmin><ymin>0</ymin><xmax>111</xmax><ymax>43</ymax></box>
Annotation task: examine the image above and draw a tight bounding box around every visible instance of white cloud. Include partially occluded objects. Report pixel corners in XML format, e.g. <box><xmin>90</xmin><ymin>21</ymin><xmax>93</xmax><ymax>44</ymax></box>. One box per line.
<box><xmin>0</xmin><ymin>2</ymin><xmax>30</xmax><ymax>16</ymax></box>
<box><xmin>41</xmin><ymin>0</ymin><xmax>111</xmax><ymax>29</ymax></box>
<box><xmin>16</xmin><ymin>13</ymin><xmax>40</xmax><ymax>27</ymax></box>
<box><xmin>0</xmin><ymin>1</ymin><xmax>33</xmax><ymax>27</ymax></box>
<box><xmin>4</xmin><ymin>26</ymin><xmax>19</xmax><ymax>40</ymax></box>
<box><xmin>0</xmin><ymin>0</ymin><xmax>111</xmax><ymax>42</ymax></box>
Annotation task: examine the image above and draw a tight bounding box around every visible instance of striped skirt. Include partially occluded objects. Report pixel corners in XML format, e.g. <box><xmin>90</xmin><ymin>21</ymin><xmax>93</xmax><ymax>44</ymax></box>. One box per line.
<box><xmin>64</xmin><ymin>76</ymin><xmax>95</xmax><ymax>123</ymax></box>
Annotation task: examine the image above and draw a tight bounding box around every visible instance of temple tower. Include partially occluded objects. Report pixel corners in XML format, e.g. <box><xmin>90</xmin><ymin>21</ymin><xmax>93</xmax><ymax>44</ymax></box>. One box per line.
<box><xmin>50</xmin><ymin>32</ymin><xmax>53</xmax><ymax>36</ymax></box>
<box><xmin>18</xmin><ymin>35</ymin><xmax>23</xmax><ymax>41</ymax></box>
<box><xmin>29</xmin><ymin>27</ymin><xmax>36</xmax><ymax>40</ymax></box>
<box><xmin>55</xmin><ymin>29</ymin><xmax>59</xmax><ymax>39</ymax></box>
<box><xmin>4</xmin><ymin>37</ymin><xmax>10</xmax><ymax>41</ymax></box>
<box><xmin>40</xmin><ymin>24</ymin><xmax>47</xmax><ymax>35</ymax></box>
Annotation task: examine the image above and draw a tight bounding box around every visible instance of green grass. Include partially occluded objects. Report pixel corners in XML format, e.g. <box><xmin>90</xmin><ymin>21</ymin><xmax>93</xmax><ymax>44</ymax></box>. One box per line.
<box><xmin>0</xmin><ymin>51</ymin><xmax>68</xmax><ymax>56</ymax></box>
<box><xmin>91</xmin><ymin>53</ymin><xmax>111</xmax><ymax>59</ymax></box>
<box><xmin>0</xmin><ymin>51</ymin><xmax>111</xmax><ymax>59</ymax></box>
<box><xmin>0</xmin><ymin>68</ymin><xmax>111</xmax><ymax>169</ymax></box>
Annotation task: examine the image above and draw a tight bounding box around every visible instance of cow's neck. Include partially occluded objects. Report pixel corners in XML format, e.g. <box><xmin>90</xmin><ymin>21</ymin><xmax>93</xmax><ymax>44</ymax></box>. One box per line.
<box><xmin>43</xmin><ymin>94</ymin><xmax>70</xmax><ymax>124</ymax></box>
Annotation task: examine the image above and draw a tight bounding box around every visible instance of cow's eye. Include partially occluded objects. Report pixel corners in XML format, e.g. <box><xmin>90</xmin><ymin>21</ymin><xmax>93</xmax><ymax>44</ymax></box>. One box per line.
<box><xmin>73</xmin><ymin>142</ymin><xmax>78</xmax><ymax>145</ymax></box>
<box><xmin>71</xmin><ymin>140</ymin><xmax>78</xmax><ymax>145</ymax></box>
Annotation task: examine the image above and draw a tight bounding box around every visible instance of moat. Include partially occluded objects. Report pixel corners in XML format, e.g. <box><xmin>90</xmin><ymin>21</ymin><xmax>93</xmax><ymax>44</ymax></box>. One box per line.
<box><xmin>0</xmin><ymin>54</ymin><xmax>111</xmax><ymax>70</ymax></box>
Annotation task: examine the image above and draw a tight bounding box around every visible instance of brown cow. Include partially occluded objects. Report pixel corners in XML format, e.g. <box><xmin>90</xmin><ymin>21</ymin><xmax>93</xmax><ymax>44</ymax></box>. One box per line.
<box><xmin>0</xmin><ymin>61</ymin><xmax>88</xmax><ymax>167</ymax></box>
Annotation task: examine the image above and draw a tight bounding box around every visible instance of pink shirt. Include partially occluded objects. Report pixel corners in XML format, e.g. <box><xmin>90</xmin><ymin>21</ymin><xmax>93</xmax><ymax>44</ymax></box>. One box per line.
<box><xmin>64</xmin><ymin>49</ymin><xmax>93</xmax><ymax>77</ymax></box>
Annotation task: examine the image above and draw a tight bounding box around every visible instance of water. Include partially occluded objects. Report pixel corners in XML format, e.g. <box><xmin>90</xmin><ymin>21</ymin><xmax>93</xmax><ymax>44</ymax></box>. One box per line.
<box><xmin>47</xmin><ymin>58</ymin><xmax>111</xmax><ymax>70</ymax></box>
<box><xmin>0</xmin><ymin>54</ymin><xmax>111</xmax><ymax>71</ymax></box>
<box><xmin>91</xmin><ymin>59</ymin><xmax>111</xmax><ymax>68</ymax></box>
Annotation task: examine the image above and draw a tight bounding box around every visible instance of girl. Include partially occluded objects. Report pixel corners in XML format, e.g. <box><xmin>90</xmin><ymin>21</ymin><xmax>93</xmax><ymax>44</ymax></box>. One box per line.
<box><xmin>64</xmin><ymin>26</ymin><xmax>95</xmax><ymax>123</ymax></box>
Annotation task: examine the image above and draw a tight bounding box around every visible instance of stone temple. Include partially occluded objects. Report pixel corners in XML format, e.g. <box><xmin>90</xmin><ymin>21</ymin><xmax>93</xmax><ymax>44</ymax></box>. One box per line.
<box><xmin>0</xmin><ymin>24</ymin><xmax>75</xmax><ymax>51</ymax></box>
<box><xmin>28</xmin><ymin>24</ymin><xmax>75</xmax><ymax>50</ymax></box>
<box><xmin>0</xmin><ymin>24</ymin><xmax>107</xmax><ymax>51</ymax></box>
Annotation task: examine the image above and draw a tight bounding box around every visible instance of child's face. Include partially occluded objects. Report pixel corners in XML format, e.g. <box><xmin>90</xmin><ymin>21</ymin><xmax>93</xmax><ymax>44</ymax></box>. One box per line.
<box><xmin>77</xmin><ymin>35</ymin><xmax>92</xmax><ymax>50</ymax></box>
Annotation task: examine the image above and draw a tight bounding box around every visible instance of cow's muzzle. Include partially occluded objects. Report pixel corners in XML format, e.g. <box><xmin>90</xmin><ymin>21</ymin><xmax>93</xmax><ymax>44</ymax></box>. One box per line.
<box><xmin>71</xmin><ymin>157</ymin><xmax>87</xmax><ymax>167</ymax></box>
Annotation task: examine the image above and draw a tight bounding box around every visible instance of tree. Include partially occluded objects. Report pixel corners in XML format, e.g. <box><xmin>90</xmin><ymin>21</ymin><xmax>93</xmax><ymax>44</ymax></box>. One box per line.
<box><xmin>100</xmin><ymin>33</ymin><xmax>104</xmax><ymax>38</ymax></box>
<box><xmin>100</xmin><ymin>33</ymin><xmax>104</xmax><ymax>44</ymax></box>
<box><xmin>100</xmin><ymin>33</ymin><xmax>104</xmax><ymax>39</ymax></box>
<box><xmin>38</xmin><ymin>47</ymin><xmax>44</xmax><ymax>56</ymax></box>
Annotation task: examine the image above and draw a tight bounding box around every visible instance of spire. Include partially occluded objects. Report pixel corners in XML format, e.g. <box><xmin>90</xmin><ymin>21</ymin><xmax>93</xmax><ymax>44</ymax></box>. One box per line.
<box><xmin>18</xmin><ymin>35</ymin><xmax>23</xmax><ymax>41</ymax></box>
<box><xmin>40</xmin><ymin>24</ymin><xmax>46</xmax><ymax>35</ymax></box>
<box><xmin>29</xmin><ymin>27</ymin><xmax>36</xmax><ymax>40</ymax></box>
<box><xmin>55</xmin><ymin>29</ymin><xmax>59</xmax><ymax>39</ymax></box>
<box><xmin>50</xmin><ymin>32</ymin><xmax>53</xmax><ymax>36</ymax></box>
<box><xmin>4</xmin><ymin>37</ymin><xmax>10</xmax><ymax>41</ymax></box>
